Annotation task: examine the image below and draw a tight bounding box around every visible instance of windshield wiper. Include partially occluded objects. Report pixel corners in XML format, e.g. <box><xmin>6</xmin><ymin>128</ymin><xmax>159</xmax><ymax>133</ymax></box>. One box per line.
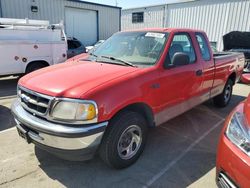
<box><xmin>89</xmin><ymin>52</ymin><xmax>98</xmax><ymax>58</ymax></box>
<box><xmin>100</xmin><ymin>55</ymin><xmax>136</xmax><ymax>67</ymax></box>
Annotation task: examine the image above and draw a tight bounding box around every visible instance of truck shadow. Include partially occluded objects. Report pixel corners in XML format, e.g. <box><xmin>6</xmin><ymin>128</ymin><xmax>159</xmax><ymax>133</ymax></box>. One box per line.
<box><xmin>34</xmin><ymin>94</ymin><xmax>246</xmax><ymax>188</ymax></box>
<box><xmin>0</xmin><ymin>105</ymin><xmax>16</xmax><ymax>132</ymax></box>
<box><xmin>0</xmin><ymin>77</ymin><xmax>18</xmax><ymax>131</ymax></box>
<box><xmin>0</xmin><ymin>77</ymin><xmax>19</xmax><ymax>98</ymax></box>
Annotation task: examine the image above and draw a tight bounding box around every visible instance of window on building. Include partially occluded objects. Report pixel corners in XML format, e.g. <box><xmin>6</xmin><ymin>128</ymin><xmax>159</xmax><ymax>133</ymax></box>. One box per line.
<box><xmin>132</xmin><ymin>12</ymin><xmax>144</xmax><ymax>23</ymax></box>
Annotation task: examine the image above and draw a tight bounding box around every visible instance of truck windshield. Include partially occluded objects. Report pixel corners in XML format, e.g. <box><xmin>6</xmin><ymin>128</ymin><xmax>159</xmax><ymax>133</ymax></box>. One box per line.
<box><xmin>92</xmin><ymin>31</ymin><xmax>168</xmax><ymax>67</ymax></box>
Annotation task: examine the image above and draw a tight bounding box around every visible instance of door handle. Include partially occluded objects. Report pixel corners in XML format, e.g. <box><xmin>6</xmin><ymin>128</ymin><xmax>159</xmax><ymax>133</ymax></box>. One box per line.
<box><xmin>151</xmin><ymin>83</ymin><xmax>160</xmax><ymax>89</ymax></box>
<box><xmin>196</xmin><ymin>69</ymin><xmax>203</xmax><ymax>76</ymax></box>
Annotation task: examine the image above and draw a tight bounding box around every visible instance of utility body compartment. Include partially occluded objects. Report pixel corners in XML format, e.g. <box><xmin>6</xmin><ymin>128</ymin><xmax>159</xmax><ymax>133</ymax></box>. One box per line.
<box><xmin>0</xmin><ymin>18</ymin><xmax>67</xmax><ymax>76</ymax></box>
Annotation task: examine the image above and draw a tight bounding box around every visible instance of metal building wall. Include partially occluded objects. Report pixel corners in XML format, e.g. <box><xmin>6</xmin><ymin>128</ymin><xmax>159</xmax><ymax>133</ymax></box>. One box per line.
<box><xmin>0</xmin><ymin>0</ymin><xmax>121</xmax><ymax>41</ymax></box>
<box><xmin>0</xmin><ymin>0</ymin><xmax>2</xmax><ymax>17</ymax></box>
<box><xmin>122</xmin><ymin>0</ymin><xmax>250</xmax><ymax>51</ymax></box>
<box><xmin>122</xmin><ymin>5</ymin><xmax>166</xmax><ymax>31</ymax></box>
<box><xmin>167</xmin><ymin>0</ymin><xmax>250</xmax><ymax>50</ymax></box>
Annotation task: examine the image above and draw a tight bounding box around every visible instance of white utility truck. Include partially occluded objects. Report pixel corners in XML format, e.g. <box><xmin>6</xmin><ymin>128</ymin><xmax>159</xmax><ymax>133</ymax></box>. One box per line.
<box><xmin>0</xmin><ymin>18</ymin><xmax>67</xmax><ymax>76</ymax></box>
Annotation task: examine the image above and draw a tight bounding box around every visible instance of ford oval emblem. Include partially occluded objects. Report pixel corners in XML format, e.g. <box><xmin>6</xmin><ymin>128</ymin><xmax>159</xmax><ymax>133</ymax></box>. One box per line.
<box><xmin>21</xmin><ymin>95</ymin><xmax>30</xmax><ymax>103</ymax></box>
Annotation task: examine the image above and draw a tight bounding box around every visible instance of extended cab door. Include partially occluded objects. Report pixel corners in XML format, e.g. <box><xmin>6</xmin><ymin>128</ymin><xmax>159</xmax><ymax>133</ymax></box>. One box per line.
<box><xmin>195</xmin><ymin>33</ymin><xmax>214</xmax><ymax>99</ymax></box>
<box><xmin>155</xmin><ymin>32</ymin><xmax>203</xmax><ymax>125</ymax></box>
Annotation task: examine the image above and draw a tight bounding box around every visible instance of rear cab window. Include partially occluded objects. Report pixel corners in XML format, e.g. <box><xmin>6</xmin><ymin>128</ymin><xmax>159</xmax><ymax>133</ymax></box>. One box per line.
<box><xmin>195</xmin><ymin>33</ymin><xmax>211</xmax><ymax>61</ymax></box>
<box><xmin>168</xmin><ymin>33</ymin><xmax>196</xmax><ymax>65</ymax></box>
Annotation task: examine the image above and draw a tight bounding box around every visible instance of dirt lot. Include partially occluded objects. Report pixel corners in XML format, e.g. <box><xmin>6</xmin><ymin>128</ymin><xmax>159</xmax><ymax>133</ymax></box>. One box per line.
<box><xmin>0</xmin><ymin>76</ymin><xmax>249</xmax><ymax>188</ymax></box>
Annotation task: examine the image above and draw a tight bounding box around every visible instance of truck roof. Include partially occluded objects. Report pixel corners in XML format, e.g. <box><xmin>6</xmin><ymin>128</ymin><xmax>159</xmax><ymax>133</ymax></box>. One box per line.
<box><xmin>121</xmin><ymin>28</ymin><xmax>205</xmax><ymax>33</ymax></box>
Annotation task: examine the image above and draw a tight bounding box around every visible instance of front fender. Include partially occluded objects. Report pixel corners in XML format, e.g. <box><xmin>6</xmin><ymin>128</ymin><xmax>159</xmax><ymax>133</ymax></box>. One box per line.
<box><xmin>82</xmin><ymin>68</ymin><xmax>160</xmax><ymax>123</ymax></box>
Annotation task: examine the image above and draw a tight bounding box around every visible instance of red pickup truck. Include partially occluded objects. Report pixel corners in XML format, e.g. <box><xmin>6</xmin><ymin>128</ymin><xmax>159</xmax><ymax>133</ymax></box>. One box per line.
<box><xmin>11</xmin><ymin>28</ymin><xmax>244</xmax><ymax>169</ymax></box>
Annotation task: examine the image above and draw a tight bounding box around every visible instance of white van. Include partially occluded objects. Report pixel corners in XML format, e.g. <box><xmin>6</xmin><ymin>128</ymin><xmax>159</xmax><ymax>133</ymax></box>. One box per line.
<box><xmin>0</xmin><ymin>18</ymin><xmax>67</xmax><ymax>76</ymax></box>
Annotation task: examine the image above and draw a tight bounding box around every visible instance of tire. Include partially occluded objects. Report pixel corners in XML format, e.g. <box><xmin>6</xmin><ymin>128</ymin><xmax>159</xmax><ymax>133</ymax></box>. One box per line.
<box><xmin>26</xmin><ymin>62</ymin><xmax>47</xmax><ymax>74</ymax></box>
<box><xmin>99</xmin><ymin>111</ymin><xmax>148</xmax><ymax>169</ymax></box>
<box><xmin>213</xmin><ymin>79</ymin><xmax>233</xmax><ymax>108</ymax></box>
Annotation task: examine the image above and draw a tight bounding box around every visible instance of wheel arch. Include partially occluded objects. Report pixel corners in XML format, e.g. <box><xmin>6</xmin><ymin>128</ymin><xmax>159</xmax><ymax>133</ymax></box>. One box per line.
<box><xmin>25</xmin><ymin>60</ymin><xmax>50</xmax><ymax>73</ymax></box>
<box><xmin>109</xmin><ymin>102</ymin><xmax>155</xmax><ymax>128</ymax></box>
<box><xmin>228</xmin><ymin>72</ymin><xmax>236</xmax><ymax>85</ymax></box>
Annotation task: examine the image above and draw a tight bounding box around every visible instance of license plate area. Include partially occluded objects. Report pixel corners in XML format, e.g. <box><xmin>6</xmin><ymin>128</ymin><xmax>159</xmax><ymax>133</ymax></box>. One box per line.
<box><xmin>16</xmin><ymin>123</ymin><xmax>31</xmax><ymax>144</ymax></box>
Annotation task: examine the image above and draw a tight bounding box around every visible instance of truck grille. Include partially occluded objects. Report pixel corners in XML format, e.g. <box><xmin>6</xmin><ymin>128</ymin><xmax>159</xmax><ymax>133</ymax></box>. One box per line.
<box><xmin>18</xmin><ymin>86</ymin><xmax>52</xmax><ymax>116</ymax></box>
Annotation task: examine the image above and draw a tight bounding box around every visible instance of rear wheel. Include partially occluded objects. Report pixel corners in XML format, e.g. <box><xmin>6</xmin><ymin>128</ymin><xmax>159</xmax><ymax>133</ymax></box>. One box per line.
<box><xmin>26</xmin><ymin>62</ymin><xmax>48</xmax><ymax>74</ymax></box>
<box><xmin>99</xmin><ymin>111</ymin><xmax>148</xmax><ymax>169</ymax></box>
<box><xmin>213</xmin><ymin>79</ymin><xmax>233</xmax><ymax>107</ymax></box>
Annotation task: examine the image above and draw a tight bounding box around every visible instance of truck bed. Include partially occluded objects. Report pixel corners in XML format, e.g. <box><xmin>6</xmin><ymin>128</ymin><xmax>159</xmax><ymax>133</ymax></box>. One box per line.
<box><xmin>213</xmin><ymin>52</ymin><xmax>244</xmax><ymax>67</ymax></box>
<box><xmin>212</xmin><ymin>51</ymin><xmax>245</xmax><ymax>90</ymax></box>
<box><xmin>213</xmin><ymin>51</ymin><xmax>243</xmax><ymax>58</ymax></box>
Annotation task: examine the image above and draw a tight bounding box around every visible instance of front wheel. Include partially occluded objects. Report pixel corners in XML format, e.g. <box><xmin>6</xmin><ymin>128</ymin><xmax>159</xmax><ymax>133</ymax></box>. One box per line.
<box><xmin>213</xmin><ymin>79</ymin><xmax>233</xmax><ymax>107</ymax></box>
<box><xmin>99</xmin><ymin>111</ymin><xmax>148</xmax><ymax>169</ymax></box>
<box><xmin>26</xmin><ymin>62</ymin><xmax>47</xmax><ymax>74</ymax></box>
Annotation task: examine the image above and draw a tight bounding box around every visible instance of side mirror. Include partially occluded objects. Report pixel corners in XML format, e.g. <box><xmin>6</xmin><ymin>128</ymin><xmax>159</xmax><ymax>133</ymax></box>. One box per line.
<box><xmin>172</xmin><ymin>52</ymin><xmax>190</xmax><ymax>66</ymax></box>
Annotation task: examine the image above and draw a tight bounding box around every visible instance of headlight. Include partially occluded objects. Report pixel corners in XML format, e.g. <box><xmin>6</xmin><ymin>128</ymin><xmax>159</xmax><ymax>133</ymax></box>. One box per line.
<box><xmin>50</xmin><ymin>99</ymin><xmax>97</xmax><ymax>123</ymax></box>
<box><xmin>226</xmin><ymin>111</ymin><xmax>250</xmax><ymax>155</ymax></box>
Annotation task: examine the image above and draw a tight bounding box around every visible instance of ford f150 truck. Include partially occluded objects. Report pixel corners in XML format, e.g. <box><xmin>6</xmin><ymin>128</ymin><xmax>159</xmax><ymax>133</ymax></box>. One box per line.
<box><xmin>11</xmin><ymin>28</ymin><xmax>245</xmax><ymax>169</ymax></box>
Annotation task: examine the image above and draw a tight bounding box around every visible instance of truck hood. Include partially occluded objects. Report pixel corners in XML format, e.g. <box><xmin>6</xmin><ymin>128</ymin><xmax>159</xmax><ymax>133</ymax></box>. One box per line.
<box><xmin>19</xmin><ymin>61</ymin><xmax>138</xmax><ymax>98</ymax></box>
<box><xmin>223</xmin><ymin>31</ymin><xmax>250</xmax><ymax>51</ymax></box>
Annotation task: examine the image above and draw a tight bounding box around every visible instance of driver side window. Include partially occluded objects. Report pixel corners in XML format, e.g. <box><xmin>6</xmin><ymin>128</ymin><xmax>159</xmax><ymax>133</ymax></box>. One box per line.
<box><xmin>168</xmin><ymin>33</ymin><xmax>196</xmax><ymax>65</ymax></box>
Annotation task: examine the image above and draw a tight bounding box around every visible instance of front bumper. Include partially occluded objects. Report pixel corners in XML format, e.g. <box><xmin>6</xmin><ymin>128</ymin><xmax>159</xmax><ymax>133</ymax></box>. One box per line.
<box><xmin>11</xmin><ymin>99</ymin><xmax>108</xmax><ymax>161</ymax></box>
<box><xmin>216</xmin><ymin>131</ymin><xmax>250</xmax><ymax>188</ymax></box>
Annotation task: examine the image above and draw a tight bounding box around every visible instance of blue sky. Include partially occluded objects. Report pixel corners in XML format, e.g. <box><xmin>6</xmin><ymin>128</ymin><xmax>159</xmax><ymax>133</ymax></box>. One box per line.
<box><xmin>82</xmin><ymin>0</ymin><xmax>179</xmax><ymax>9</ymax></box>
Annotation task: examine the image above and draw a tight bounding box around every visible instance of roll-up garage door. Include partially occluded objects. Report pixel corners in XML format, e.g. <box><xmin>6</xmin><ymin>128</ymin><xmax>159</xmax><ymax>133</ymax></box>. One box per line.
<box><xmin>65</xmin><ymin>7</ymin><xmax>98</xmax><ymax>46</ymax></box>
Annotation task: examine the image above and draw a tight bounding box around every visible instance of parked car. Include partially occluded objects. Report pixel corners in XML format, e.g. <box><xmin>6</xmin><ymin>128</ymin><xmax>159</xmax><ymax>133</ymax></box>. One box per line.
<box><xmin>241</xmin><ymin>73</ymin><xmax>250</xmax><ymax>84</ymax></box>
<box><xmin>244</xmin><ymin>59</ymin><xmax>250</xmax><ymax>73</ymax></box>
<box><xmin>211</xmin><ymin>46</ymin><xmax>218</xmax><ymax>53</ymax></box>
<box><xmin>85</xmin><ymin>40</ymin><xmax>105</xmax><ymax>53</ymax></box>
<box><xmin>12</xmin><ymin>28</ymin><xmax>244</xmax><ymax>169</ymax></box>
<box><xmin>229</xmin><ymin>49</ymin><xmax>250</xmax><ymax>73</ymax></box>
<box><xmin>67</xmin><ymin>37</ymin><xmax>86</xmax><ymax>58</ymax></box>
<box><xmin>223</xmin><ymin>31</ymin><xmax>250</xmax><ymax>73</ymax></box>
<box><xmin>0</xmin><ymin>18</ymin><xmax>67</xmax><ymax>76</ymax></box>
<box><xmin>216</xmin><ymin>94</ymin><xmax>250</xmax><ymax>188</ymax></box>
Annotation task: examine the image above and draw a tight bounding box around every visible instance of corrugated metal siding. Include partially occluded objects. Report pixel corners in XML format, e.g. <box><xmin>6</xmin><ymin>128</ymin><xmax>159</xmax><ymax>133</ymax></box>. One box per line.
<box><xmin>122</xmin><ymin>0</ymin><xmax>250</xmax><ymax>50</ymax></box>
<box><xmin>0</xmin><ymin>0</ymin><xmax>120</xmax><ymax>41</ymax></box>
<box><xmin>167</xmin><ymin>0</ymin><xmax>250</xmax><ymax>50</ymax></box>
<box><xmin>0</xmin><ymin>0</ymin><xmax>2</xmax><ymax>17</ymax></box>
<box><xmin>122</xmin><ymin>5</ymin><xmax>166</xmax><ymax>31</ymax></box>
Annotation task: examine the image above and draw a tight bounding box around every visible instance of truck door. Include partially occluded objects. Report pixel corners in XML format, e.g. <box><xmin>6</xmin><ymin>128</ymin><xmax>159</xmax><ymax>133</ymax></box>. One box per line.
<box><xmin>195</xmin><ymin>33</ymin><xmax>214</xmax><ymax>98</ymax></box>
<box><xmin>155</xmin><ymin>32</ymin><xmax>203</xmax><ymax>125</ymax></box>
<box><xmin>0</xmin><ymin>43</ymin><xmax>22</xmax><ymax>76</ymax></box>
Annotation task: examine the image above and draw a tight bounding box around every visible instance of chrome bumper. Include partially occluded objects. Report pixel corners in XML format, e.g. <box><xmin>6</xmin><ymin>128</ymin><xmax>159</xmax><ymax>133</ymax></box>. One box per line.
<box><xmin>217</xmin><ymin>172</ymin><xmax>237</xmax><ymax>188</ymax></box>
<box><xmin>11</xmin><ymin>99</ymin><xmax>108</xmax><ymax>157</ymax></box>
